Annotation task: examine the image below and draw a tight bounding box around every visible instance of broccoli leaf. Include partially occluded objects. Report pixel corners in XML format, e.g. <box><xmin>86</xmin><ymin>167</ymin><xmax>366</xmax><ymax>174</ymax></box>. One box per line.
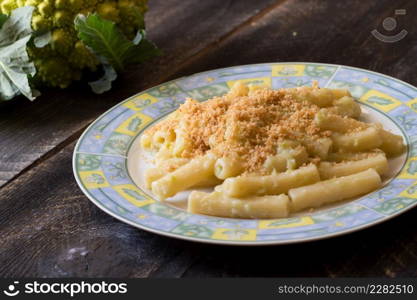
<box><xmin>0</xmin><ymin>14</ymin><xmax>8</xmax><ymax>29</ymax></box>
<box><xmin>131</xmin><ymin>30</ymin><xmax>161</xmax><ymax>64</ymax></box>
<box><xmin>0</xmin><ymin>6</ymin><xmax>38</xmax><ymax>101</ymax></box>
<box><xmin>74</xmin><ymin>14</ymin><xmax>160</xmax><ymax>72</ymax></box>
<box><xmin>34</xmin><ymin>31</ymin><xmax>52</xmax><ymax>48</ymax></box>
<box><xmin>89</xmin><ymin>64</ymin><xmax>117</xmax><ymax>94</ymax></box>
<box><xmin>0</xmin><ymin>6</ymin><xmax>34</xmax><ymax>47</ymax></box>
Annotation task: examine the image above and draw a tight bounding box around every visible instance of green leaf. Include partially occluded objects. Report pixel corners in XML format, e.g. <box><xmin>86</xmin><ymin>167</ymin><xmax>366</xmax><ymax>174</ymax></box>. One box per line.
<box><xmin>74</xmin><ymin>14</ymin><xmax>160</xmax><ymax>71</ymax></box>
<box><xmin>0</xmin><ymin>6</ymin><xmax>34</xmax><ymax>47</ymax></box>
<box><xmin>131</xmin><ymin>30</ymin><xmax>162</xmax><ymax>64</ymax></box>
<box><xmin>88</xmin><ymin>64</ymin><xmax>117</xmax><ymax>94</ymax></box>
<box><xmin>33</xmin><ymin>31</ymin><xmax>51</xmax><ymax>48</ymax></box>
<box><xmin>0</xmin><ymin>6</ymin><xmax>38</xmax><ymax>101</ymax></box>
<box><xmin>0</xmin><ymin>14</ymin><xmax>8</xmax><ymax>29</ymax></box>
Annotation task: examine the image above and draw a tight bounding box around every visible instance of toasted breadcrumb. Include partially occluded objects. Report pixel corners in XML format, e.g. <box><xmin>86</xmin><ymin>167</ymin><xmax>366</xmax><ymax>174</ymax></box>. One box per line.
<box><xmin>146</xmin><ymin>85</ymin><xmax>343</xmax><ymax>172</ymax></box>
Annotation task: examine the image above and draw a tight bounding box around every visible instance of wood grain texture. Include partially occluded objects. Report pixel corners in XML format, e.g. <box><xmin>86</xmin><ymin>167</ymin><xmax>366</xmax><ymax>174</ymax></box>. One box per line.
<box><xmin>1</xmin><ymin>0</ymin><xmax>417</xmax><ymax>277</ymax></box>
<box><xmin>0</xmin><ymin>0</ymin><xmax>279</xmax><ymax>187</ymax></box>
<box><xmin>0</xmin><ymin>143</ymin><xmax>185</xmax><ymax>277</ymax></box>
<box><xmin>167</xmin><ymin>0</ymin><xmax>417</xmax><ymax>86</ymax></box>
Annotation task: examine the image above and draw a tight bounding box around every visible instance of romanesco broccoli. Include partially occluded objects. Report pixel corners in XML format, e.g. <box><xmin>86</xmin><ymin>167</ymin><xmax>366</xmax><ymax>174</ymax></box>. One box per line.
<box><xmin>0</xmin><ymin>0</ymin><xmax>149</xmax><ymax>90</ymax></box>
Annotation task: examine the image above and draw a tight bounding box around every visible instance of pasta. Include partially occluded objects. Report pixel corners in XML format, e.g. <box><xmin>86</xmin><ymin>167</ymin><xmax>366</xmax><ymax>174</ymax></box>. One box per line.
<box><xmin>377</xmin><ymin>127</ymin><xmax>406</xmax><ymax>157</ymax></box>
<box><xmin>331</xmin><ymin>126</ymin><xmax>382</xmax><ymax>152</ymax></box>
<box><xmin>263</xmin><ymin>155</ymin><xmax>287</xmax><ymax>173</ymax></box>
<box><xmin>221</xmin><ymin>164</ymin><xmax>320</xmax><ymax>198</ymax></box>
<box><xmin>328</xmin><ymin>96</ymin><xmax>362</xmax><ymax>118</ymax></box>
<box><xmin>214</xmin><ymin>154</ymin><xmax>245</xmax><ymax>179</ymax></box>
<box><xmin>289</xmin><ymin>169</ymin><xmax>381</xmax><ymax>212</ymax></box>
<box><xmin>188</xmin><ymin>191</ymin><xmax>290</xmax><ymax>219</ymax></box>
<box><xmin>318</xmin><ymin>153</ymin><xmax>388</xmax><ymax>179</ymax></box>
<box><xmin>144</xmin><ymin>158</ymin><xmax>190</xmax><ymax>188</ymax></box>
<box><xmin>263</xmin><ymin>141</ymin><xmax>308</xmax><ymax>171</ymax></box>
<box><xmin>151</xmin><ymin>153</ymin><xmax>216</xmax><ymax>200</ymax></box>
<box><xmin>327</xmin><ymin>150</ymin><xmax>383</xmax><ymax>162</ymax></box>
<box><xmin>300</xmin><ymin>136</ymin><xmax>333</xmax><ymax>159</ymax></box>
<box><xmin>315</xmin><ymin>108</ymin><xmax>364</xmax><ymax>132</ymax></box>
<box><xmin>140</xmin><ymin>82</ymin><xmax>405</xmax><ymax>218</ymax></box>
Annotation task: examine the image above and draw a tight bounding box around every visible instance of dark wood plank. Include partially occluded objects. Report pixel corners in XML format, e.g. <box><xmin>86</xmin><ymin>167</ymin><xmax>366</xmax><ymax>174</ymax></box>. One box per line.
<box><xmin>0</xmin><ymin>0</ymin><xmax>279</xmax><ymax>187</ymax></box>
<box><xmin>167</xmin><ymin>0</ymin><xmax>417</xmax><ymax>86</ymax></box>
<box><xmin>0</xmin><ymin>142</ymin><xmax>192</xmax><ymax>277</ymax></box>
<box><xmin>177</xmin><ymin>209</ymin><xmax>417</xmax><ymax>277</ymax></box>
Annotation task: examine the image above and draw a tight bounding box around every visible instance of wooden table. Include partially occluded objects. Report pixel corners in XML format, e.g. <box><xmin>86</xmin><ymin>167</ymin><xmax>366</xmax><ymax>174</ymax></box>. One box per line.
<box><xmin>1</xmin><ymin>0</ymin><xmax>417</xmax><ymax>277</ymax></box>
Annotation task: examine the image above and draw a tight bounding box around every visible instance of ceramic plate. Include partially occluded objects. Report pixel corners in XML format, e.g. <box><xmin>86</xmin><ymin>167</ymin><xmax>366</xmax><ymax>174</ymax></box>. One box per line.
<box><xmin>73</xmin><ymin>62</ymin><xmax>417</xmax><ymax>245</ymax></box>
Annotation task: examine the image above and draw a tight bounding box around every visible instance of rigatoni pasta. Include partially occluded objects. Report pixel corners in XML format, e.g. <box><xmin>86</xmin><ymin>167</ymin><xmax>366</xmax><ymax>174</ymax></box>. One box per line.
<box><xmin>151</xmin><ymin>153</ymin><xmax>216</xmax><ymax>200</ymax></box>
<box><xmin>188</xmin><ymin>191</ymin><xmax>290</xmax><ymax>219</ymax></box>
<box><xmin>289</xmin><ymin>169</ymin><xmax>381</xmax><ymax>212</ymax></box>
<box><xmin>140</xmin><ymin>83</ymin><xmax>405</xmax><ymax>219</ymax></box>
<box><xmin>222</xmin><ymin>164</ymin><xmax>320</xmax><ymax>198</ymax></box>
<box><xmin>144</xmin><ymin>158</ymin><xmax>190</xmax><ymax>188</ymax></box>
<box><xmin>331</xmin><ymin>126</ymin><xmax>382</xmax><ymax>152</ymax></box>
<box><xmin>214</xmin><ymin>154</ymin><xmax>245</xmax><ymax>179</ymax></box>
<box><xmin>329</xmin><ymin>96</ymin><xmax>362</xmax><ymax>118</ymax></box>
<box><xmin>318</xmin><ymin>153</ymin><xmax>388</xmax><ymax>179</ymax></box>
<box><xmin>377</xmin><ymin>127</ymin><xmax>406</xmax><ymax>157</ymax></box>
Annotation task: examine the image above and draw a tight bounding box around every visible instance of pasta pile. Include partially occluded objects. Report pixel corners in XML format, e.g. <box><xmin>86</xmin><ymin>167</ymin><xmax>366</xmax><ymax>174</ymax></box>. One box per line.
<box><xmin>140</xmin><ymin>83</ymin><xmax>405</xmax><ymax>219</ymax></box>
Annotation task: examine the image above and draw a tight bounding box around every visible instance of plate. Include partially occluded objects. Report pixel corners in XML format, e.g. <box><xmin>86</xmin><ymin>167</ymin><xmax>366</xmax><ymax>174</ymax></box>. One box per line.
<box><xmin>73</xmin><ymin>62</ymin><xmax>417</xmax><ymax>245</ymax></box>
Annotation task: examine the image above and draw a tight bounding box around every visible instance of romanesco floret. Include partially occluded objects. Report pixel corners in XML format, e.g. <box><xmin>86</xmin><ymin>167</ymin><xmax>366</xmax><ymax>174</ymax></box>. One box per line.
<box><xmin>0</xmin><ymin>0</ymin><xmax>148</xmax><ymax>89</ymax></box>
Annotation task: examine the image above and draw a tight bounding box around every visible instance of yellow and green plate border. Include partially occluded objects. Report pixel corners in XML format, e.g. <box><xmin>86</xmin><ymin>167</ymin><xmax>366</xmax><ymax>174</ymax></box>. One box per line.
<box><xmin>73</xmin><ymin>62</ymin><xmax>417</xmax><ymax>245</ymax></box>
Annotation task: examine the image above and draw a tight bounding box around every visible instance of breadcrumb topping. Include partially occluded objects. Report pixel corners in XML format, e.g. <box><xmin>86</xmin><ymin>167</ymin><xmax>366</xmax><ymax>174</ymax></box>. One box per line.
<box><xmin>147</xmin><ymin>85</ymin><xmax>337</xmax><ymax>172</ymax></box>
